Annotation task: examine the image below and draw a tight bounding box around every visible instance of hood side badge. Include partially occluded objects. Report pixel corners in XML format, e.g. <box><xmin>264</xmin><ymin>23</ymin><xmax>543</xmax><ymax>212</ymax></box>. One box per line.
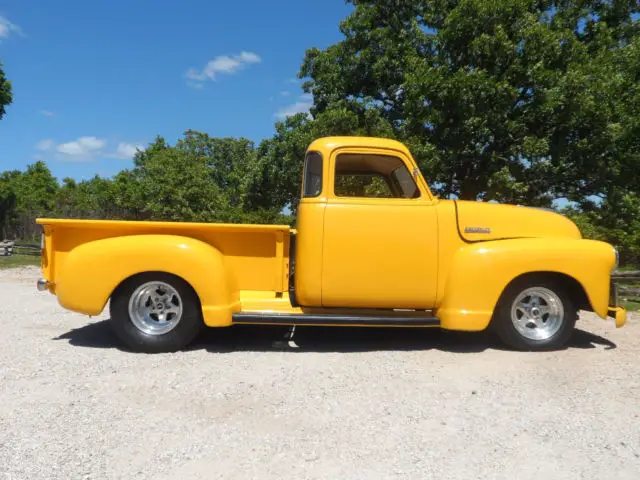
<box><xmin>464</xmin><ymin>227</ymin><xmax>491</xmax><ymax>234</ymax></box>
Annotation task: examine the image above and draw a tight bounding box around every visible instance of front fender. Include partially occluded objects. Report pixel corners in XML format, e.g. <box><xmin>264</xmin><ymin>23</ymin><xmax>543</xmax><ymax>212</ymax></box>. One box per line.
<box><xmin>56</xmin><ymin>234</ymin><xmax>239</xmax><ymax>326</ymax></box>
<box><xmin>437</xmin><ymin>238</ymin><xmax>616</xmax><ymax>331</ymax></box>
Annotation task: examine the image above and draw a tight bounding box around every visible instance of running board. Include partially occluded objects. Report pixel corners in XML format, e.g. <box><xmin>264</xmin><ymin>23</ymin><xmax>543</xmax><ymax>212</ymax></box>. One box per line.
<box><xmin>232</xmin><ymin>312</ymin><xmax>440</xmax><ymax>327</ymax></box>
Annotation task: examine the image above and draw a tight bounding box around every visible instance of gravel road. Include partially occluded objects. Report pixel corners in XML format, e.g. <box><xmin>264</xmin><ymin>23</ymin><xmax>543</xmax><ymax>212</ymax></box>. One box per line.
<box><xmin>1</xmin><ymin>266</ymin><xmax>639</xmax><ymax>480</ymax></box>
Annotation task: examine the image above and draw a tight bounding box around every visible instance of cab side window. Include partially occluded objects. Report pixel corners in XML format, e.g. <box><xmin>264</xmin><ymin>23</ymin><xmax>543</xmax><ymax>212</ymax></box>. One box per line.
<box><xmin>334</xmin><ymin>153</ymin><xmax>420</xmax><ymax>199</ymax></box>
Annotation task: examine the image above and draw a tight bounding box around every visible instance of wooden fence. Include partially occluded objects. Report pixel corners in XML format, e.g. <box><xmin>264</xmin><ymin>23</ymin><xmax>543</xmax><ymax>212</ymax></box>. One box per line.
<box><xmin>614</xmin><ymin>271</ymin><xmax>640</xmax><ymax>299</ymax></box>
<box><xmin>611</xmin><ymin>271</ymin><xmax>640</xmax><ymax>280</ymax></box>
<box><xmin>0</xmin><ymin>241</ymin><xmax>41</xmax><ymax>257</ymax></box>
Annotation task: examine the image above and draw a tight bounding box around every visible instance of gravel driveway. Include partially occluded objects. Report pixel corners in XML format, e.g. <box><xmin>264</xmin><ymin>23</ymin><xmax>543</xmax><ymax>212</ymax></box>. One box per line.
<box><xmin>1</xmin><ymin>266</ymin><xmax>639</xmax><ymax>480</ymax></box>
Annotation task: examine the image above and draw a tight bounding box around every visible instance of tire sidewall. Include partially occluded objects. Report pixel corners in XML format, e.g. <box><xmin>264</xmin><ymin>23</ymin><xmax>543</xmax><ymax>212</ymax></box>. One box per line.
<box><xmin>494</xmin><ymin>278</ymin><xmax>577</xmax><ymax>351</ymax></box>
<box><xmin>109</xmin><ymin>272</ymin><xmax>203</xmax><ymax>353</ymax></box>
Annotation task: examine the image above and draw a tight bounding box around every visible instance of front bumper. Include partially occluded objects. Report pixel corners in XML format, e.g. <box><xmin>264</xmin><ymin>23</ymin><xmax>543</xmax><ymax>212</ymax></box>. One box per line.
<box><xmin>607</xmin><ymin>280</ymin><xmax>626</xmax><ymax>328</ymax></box>
<box><xmin>607</xmin><ymin>307</ymin><xmax>627</xmax><ymax>328</ymax></box>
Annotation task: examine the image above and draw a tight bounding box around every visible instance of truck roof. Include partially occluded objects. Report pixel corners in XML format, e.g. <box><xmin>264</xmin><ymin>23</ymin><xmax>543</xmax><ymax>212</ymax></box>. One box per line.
<box><xmin>307</xmin><ymin>136</ymin><xmax>412</xmax><ymax>156</ymax></box>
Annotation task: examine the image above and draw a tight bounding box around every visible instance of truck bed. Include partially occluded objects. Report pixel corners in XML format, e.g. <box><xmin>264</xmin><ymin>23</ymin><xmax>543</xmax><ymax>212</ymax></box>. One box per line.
<box><xmin>36</xmin><ymin>218</ymin><xmax>293</xmax><ymax>294</ymax></box>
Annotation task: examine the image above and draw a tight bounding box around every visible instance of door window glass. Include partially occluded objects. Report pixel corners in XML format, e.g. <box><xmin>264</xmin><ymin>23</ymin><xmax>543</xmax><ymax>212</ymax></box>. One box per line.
<box><xmin>334</xmin><ymin>153</ymin><xmax>420</xmax><ymax>199</ymax></box>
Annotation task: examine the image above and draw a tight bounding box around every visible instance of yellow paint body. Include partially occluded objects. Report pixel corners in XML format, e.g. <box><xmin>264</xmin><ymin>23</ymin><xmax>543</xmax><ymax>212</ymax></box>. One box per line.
<box><xmin>36</xmin><ymin>136</ymin><xmax>624</xmax><ymax>331</ymax></box>
<box><xmin>38</xmin><ymin>221</ymin><xmax>290</xmax><ymax>327</ymax></box>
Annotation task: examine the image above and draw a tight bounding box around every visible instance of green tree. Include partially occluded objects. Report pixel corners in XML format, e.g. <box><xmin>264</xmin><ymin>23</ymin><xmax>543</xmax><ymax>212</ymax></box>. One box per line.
<box><xmin>0</xmin><ymin>171</ymin><xmax>18</xmax><ymax>238</ymax></box>
<box><xmin>14</xmin><ymin>162</ymin><xmax>59</xmax><ymax>215</ymax></box>
<box><xmin>15</xmin><ymin>162</ymin><xmax>59</xmax><ymax>238</ymax></box>
<box><xmin>122</xmin><ymin>135</ymin><xmax>223</xmax><ymax>222</ymax></box>
<box><xmin>0</xmin><ymin>61</ymin><xmax>11</xmax><ymax>119</ymax></box>
<box><xmin>56</xmin><ymin>176</ymin><xmax>121</xmax><ymax>219</ymax></box>
<box><xmin>563</xmin><ymin>191</ymin><xmax>640</xmax><ymax>266</ymax></box>
<box><xmin>298</xmin><ymin>0</ymin><xmax>639</xmax><ymax>205</ymax></box>
<box><xmin>116</xmin><ymin>132</ymin><xmax>291</xmax><ymax>224</ymax></box>
<box><xmin>110</xmin><ymin>169</ymin><xmax>148</xmax><ymax>220</ymax></box>
<box><xmin>173</xmin><ymin>130</ymin><xmax>261</xmax><ymax>215</ymax></box>
<box><xmin>0</xmin><ymin>163</ymin><xmax>58</xmax><ymax>238</ymax></box>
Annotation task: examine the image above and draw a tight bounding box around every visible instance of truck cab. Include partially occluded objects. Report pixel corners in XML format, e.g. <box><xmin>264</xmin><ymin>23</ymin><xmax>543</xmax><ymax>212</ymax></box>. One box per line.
<box><xmin>294</xmin><ymin>137</ymin><xmax>438</xmax><ymax>310</ymax></box>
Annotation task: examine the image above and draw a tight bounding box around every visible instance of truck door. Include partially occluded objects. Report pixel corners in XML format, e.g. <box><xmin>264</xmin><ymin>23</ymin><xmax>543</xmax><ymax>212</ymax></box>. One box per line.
<box><xmin>321</xmin><ymin>148</ymin><xmax>438</xmax><ymax>309</ymax></box>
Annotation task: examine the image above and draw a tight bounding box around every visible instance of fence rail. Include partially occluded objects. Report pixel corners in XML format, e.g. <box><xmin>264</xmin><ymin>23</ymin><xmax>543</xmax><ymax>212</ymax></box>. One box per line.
<box><xmin>614</xmin><ymin>272</ymin><xmax>640</xmax><ymax>299</ymax></box>
<box><xmin>612</xmin><ymin>271</ymin><xmax>640</xmax><ymax>280</ymax></box>
<box><xmin>0</xmin><ymin>241</ymin><xmax>41</xmax><ymax>257</ymax></box>
<box><xmin>0</xmin><ymin>241</ymin><xmax>13</xmax><ymax>257</ymax></box>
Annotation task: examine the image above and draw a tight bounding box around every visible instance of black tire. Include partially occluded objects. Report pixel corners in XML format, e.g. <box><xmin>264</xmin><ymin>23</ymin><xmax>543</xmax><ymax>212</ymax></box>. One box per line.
<box><xmin>109</xmin><ymin>272</ymin><xmax>203</xmax><ymax>353</ymax></box>
<box><xmin>492</xmin><ymin>277</ymin><xmax>577</xmax><ymax>351</ymax></box>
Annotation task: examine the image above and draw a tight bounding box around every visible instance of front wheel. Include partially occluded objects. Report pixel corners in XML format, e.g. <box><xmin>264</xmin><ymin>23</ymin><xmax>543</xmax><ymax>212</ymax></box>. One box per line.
<box><xmin>492</xmin><ymin>278</ymin><xmax>577</xmax><ymax>351</ymax></box>
<box><xmin>109</xmin><ymin>272</ymin><xmax>203</xmax><ymax>353</ymax></box>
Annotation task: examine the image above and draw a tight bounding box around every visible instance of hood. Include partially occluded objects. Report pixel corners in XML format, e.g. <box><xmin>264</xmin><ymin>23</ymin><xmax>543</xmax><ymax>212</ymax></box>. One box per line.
<box><xmin>454</xmin><ymin>200</ymin><xmax>582</xmax><ymax>242</ymax></box>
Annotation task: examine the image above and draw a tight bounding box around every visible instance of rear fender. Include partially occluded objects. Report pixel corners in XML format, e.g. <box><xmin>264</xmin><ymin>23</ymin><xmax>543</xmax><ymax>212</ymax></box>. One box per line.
<box><xmin>55</xmin><ymin>234</ymin><xmax>239</xmax><ymax>326</ymax></box>
<box><xmin>436</xmin><ymin>238</ymin><xmax>616</xmax><ymax>331</ymax></box>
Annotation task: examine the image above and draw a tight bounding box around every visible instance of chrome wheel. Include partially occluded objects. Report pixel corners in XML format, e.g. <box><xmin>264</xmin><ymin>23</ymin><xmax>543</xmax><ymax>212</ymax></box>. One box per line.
<box><xmin>510</xmin><ymin>287</ymin><xmax>564</xmax><ymax>341</ymax></box>
<box><xmin>128</xmin><ymin>281</ymin><xmax>183</xmax><ymax>335</ymax></box>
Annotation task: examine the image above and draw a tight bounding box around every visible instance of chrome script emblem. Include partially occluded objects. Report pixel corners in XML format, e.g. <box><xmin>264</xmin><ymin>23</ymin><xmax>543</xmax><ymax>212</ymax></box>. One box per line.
<box><xmin>464</xmin><ymin>226</ymin><xmax>491</xmax><ymax>234</ymax></box>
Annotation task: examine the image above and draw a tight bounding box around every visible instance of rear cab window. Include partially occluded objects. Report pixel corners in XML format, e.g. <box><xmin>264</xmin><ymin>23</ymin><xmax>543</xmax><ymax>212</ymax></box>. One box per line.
<box><xmin>303</xmin><ymin>151</ymin><xmax>323</xmax><ymax>198</ymax></box>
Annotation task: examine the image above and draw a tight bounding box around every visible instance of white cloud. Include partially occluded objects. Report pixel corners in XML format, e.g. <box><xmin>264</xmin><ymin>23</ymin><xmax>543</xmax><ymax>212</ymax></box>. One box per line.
<box><xmin>275</xmin><ymin>98</ymin><xmax>313</xmax><ymax>120</ymax></box>
<box><xmin>106</xmin><ymin>142</ymin><xmax>143</xmax><ymax>160</ymax></box>
<box><xmin>0</xmin><ymin>15</ymin><xmax>22</xmax><ymax>40</ymax></box>
<box><xmin>275</xmin><ymin>92</ymin><xmax>314</xmax><ymax>120</ymax></box>
<box><xmin>39</xmin><ymin>110</ymin><xmax>54</xmax><ymax>117</ymax></box>
<box><xmin>185</xmin><ymin>68</ymin><xmax>206</xmax><ymax>82</ymax></box>
<box><xmin>56</xmin><ymin>136</ymin><xmax>106</xmax><ymax>161</ymax></box>
<box><xmin>185</xmin><ymin>51</ymin><xmax>261</xmax><ymax>86</ymax></box>
<box><xmin>280</xmin><ymin>91</ymin><xmax>290</xmax><ymax>97</ymax></box>
<box><xmin>35</xmin><ymin>136</ymin><xmax>143</xmax><ymax>162</ymax></box>
<box><xmin>186</xmin><ymin>80</ymin><xmax>204</xmax><ymax>90</ymax></box>
<box><xmin>238</xmin><ymin>51</ymin><xmax>260</xmax><ymax>63</ymax></box>
<box><xmin>36</xmin><ymin>139</ymin><xmax>55</xmax><ymax>151</ymax></box>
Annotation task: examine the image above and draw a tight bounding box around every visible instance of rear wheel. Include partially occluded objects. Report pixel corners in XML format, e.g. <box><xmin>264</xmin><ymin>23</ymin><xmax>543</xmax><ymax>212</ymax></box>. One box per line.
<box><xmin>109</xmin><ymin>272</ymin><xmax>203</xmax><ymax>353</ymax></box>
<box><xmin>492</xmin><ymin>278</ymin><xmax>577</xmax><ymax>351</ymax></box>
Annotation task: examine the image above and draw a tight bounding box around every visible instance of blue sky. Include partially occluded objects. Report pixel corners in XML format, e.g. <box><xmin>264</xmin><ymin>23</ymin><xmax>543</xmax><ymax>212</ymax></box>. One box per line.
<box><xmin>0</xmin><ymin>0</ymin><xmax>352</xmax><ymax>181</ymax></box>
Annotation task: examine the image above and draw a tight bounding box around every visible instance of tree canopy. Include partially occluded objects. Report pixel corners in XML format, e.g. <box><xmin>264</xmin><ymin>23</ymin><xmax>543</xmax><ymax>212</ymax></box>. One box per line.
<box><xmin>299</xmin><ymin>0</ymin><xmax>639</xmax><ymax>207</ymax></box>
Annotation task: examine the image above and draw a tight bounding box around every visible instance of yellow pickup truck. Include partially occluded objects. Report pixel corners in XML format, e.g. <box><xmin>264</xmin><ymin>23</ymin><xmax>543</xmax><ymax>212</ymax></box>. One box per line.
<box><xmin>36</xmin><ymin>136</ymin><xmax>625</xmax><ymax>353</ymax></box>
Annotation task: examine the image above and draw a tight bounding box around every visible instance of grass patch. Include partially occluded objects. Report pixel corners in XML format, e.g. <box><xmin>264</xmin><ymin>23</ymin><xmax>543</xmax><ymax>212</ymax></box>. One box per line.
<box><xmin>623</xmin><ymin>301</ymin><xmax>640</xmax><ymax>312</ymax></box>
<box><xmin>623</xmin><ymin>298</ymin><xmax>640</xmax><ymax>312</ymax></box>
<box><xmin>0</xmin><ymin>254</ymin><xmax>41</xmax><ymax>269</ymax></box>
<box><xmin>618</xmin><ymin>265</ymin><xmax>640</xmax><ymax>272</ymax></box>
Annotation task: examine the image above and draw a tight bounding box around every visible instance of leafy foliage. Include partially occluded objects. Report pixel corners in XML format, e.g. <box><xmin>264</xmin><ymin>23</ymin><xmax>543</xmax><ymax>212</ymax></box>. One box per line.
<box><xmin>0</xmin><ymin>60</ymin><xmax>11</xmax><ymax>120</ymax></box>
<box><xmin>299</xmin><ymin>0</ymin><xmax>639</xmax><ymax>207</ymax></box>
<box><xmin>0</xmin><ymin>163</ymin><xmax>58</xmax><ymax>239</ymax></box>
<box><xmin>0</xmin><ymin>178</ymin><xmax>17</xmax><ymax>238</ymax></box>
<box><xmin>562</xmin><ymin>191</ymin><xmax>640</xmax><ymax>266</ymax></box>
<box><xmin>335</xmin><ymin>174</ymin><xmax>393</xmax><ymax>198</ymax></box>
<box><xmin>118</xmin><ymin>131</ymin><xmax>291</xmax><ymax>224</ymax></box>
